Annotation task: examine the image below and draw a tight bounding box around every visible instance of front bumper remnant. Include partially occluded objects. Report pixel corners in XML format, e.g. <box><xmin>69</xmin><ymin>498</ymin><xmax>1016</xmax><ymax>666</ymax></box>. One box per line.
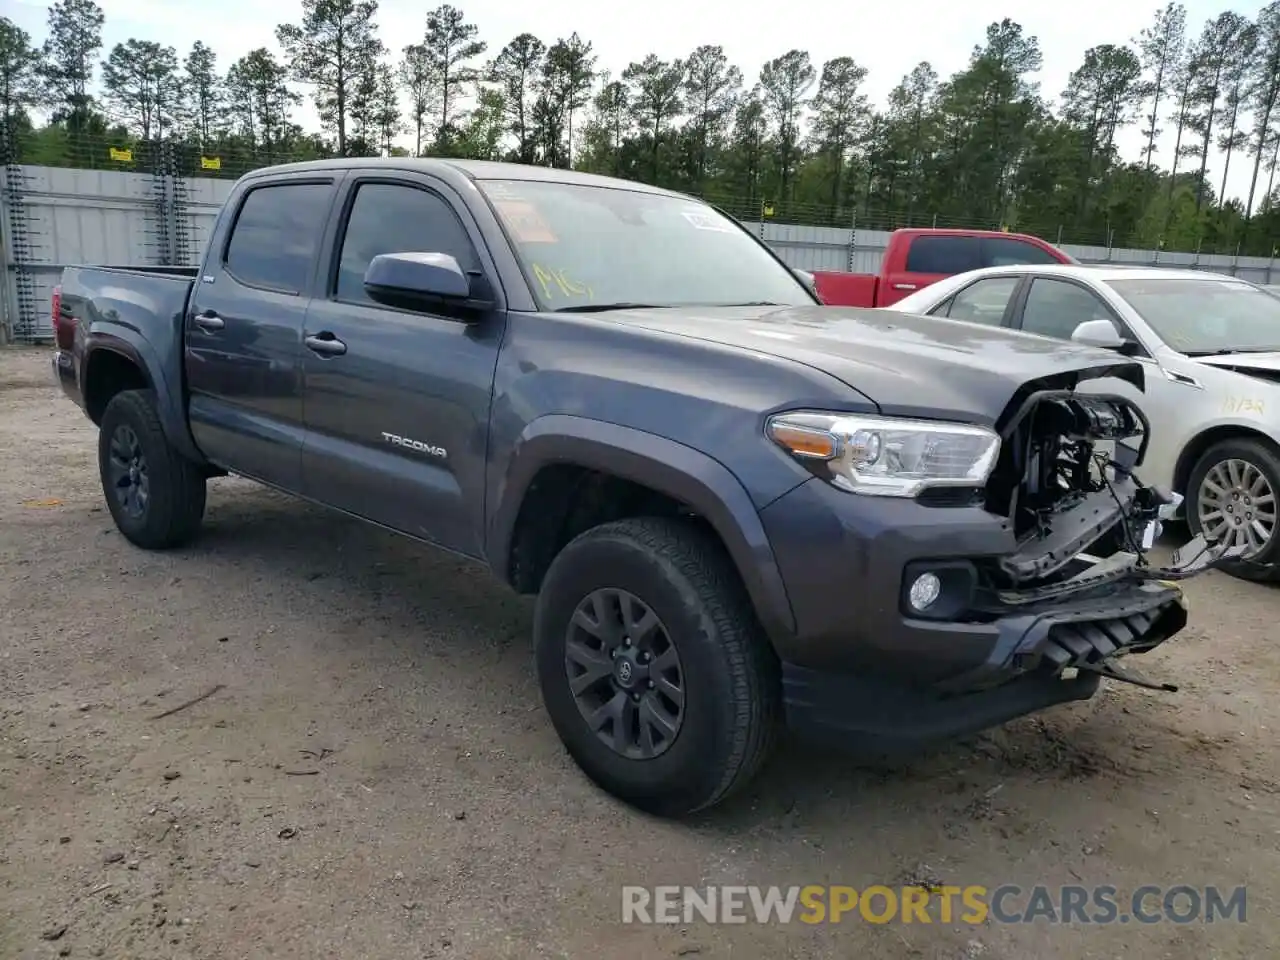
<box><xmin>780</xmin><ymin>533</ymin><xmax>1244</xmax><ymax>756</ymax></box>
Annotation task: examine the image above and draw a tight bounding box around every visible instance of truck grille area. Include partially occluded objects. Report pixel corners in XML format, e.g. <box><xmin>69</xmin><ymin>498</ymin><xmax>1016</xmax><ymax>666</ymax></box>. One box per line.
<box><xmin>985</xmin><ymin>391</ymin><xmax>1149</xmax><ymax>542</ymax></box>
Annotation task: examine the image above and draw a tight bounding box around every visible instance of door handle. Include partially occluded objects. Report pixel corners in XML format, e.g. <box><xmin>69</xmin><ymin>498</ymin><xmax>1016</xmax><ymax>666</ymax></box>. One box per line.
<box><xmin>891</xmin><ymin>283</ymin><xmax>918</xmax><ymax>291</ymax></box>
<box><xmin>194</xmin><ymin>310</ymin><xmax>224</xmax><ymax>332</ymax></box>
<box><xmin>304</xmin><ymin>332</ymin><xmax>347</xmax><ymax>357</ymax></box>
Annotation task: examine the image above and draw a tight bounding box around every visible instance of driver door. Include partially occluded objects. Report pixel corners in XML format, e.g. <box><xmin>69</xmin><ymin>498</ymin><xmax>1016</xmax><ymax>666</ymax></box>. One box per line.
<box><xmin>299</xmin><ymin>175</ymin><xmax>505</xmax><ymax>557</ymax></box>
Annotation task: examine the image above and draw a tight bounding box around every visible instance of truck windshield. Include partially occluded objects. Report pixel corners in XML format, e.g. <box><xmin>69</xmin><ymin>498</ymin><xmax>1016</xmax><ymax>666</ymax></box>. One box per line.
<box><xmin>1106</xmin><ymin>277</ymin><xmax>1280</xmax><ymax>355</ymax></box>
<box><xmin>476</xmin><ymin>179</ymin><xmax>816</xmax><ymax>312</ymax></box>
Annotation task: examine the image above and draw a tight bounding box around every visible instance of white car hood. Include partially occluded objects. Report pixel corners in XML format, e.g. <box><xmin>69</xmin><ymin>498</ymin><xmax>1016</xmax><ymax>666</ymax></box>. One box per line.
<box><xmin>1192</xmin><ymin>352</ymin><xmax>1280</xmax><ymax>379</ymax></box>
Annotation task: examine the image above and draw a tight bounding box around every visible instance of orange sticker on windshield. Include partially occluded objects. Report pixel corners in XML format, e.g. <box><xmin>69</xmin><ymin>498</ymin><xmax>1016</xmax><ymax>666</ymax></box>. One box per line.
<box><xmin>495</xmin><ymin>199</ymin><xmax>558</xmax><ymax>243</ymax></box>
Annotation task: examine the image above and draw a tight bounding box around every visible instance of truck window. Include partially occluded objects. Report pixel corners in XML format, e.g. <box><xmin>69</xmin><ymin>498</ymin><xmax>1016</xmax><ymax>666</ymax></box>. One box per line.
<box><xmin>335</xmin><ymin>182</ymin><xmax>479</xmax><ymax>304</ymax></box>
<box><xmin>983</xmin><ymin>237</ymin><xmax>1062</xmax><ymax>267</ymax></box>
<box><xmin>1020</xmin><ymin>278</ymin><xmax>1116</xmax><ymax>340</ymax></box>
<box><xmin>224</xmin><ymin>182</ymin><xmax>332</xmax><ymax>294</ymax></box>
<box><xmin>937</xmin><ymin>276</ymin><xmax>1019</xmax><ymax>326</ymax></box>
<box><xmin>904</xmin><ymin>236</ymin><xmax>982</xmax><ymax>274</ymax></box>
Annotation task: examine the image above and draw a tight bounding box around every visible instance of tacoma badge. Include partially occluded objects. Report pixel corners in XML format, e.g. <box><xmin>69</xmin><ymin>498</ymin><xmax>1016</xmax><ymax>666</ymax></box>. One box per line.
<box><xmin>381</xmin><ymin>432</ymin><xmax>447</xmax><ymax>459</ymax></box>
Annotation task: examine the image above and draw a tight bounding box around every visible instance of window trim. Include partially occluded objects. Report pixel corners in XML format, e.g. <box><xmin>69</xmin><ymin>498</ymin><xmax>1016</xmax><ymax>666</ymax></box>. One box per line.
<box><xmin>221</xmin><ymin>178</ymin><xmax>336</xmax><ymax>296</ymax></box>
<box><xmin>929</xmin><ymin>274</ymin><xmax>1024</xmax><ymax>327</ymax></box>
<box><xmin>326</xmin><ymin>176</ymin><xmax>484</xmax><ymax>311</ymax></box>
<box><xmin>1014</xmin><ymin>275</ymin><xmax>1149</xmax><ymax>356</ymax></box>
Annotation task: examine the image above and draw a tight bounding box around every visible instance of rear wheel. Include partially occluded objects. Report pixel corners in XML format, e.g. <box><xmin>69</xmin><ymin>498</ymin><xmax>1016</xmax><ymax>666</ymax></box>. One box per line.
<box><xmin>1187</xmin><ymin>438</ymin><xmax>1280</xmax><ymax>582</ymax></box>
<box><xmin>99</xmin><ymin>389</ymin><xmax>207</xmax><ymax>549</ymax></box>
<box><xmin>533</xmin><ymin>517</ymin><xmax>779</xmax><ymax>817</ymax></box>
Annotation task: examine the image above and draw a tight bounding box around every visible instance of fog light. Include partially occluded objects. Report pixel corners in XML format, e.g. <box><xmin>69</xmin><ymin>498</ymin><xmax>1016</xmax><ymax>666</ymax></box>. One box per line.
<box><xmin>908</xmin><ymin>572</ymin><xmax>942</xmax><ymax>611</ymax></box>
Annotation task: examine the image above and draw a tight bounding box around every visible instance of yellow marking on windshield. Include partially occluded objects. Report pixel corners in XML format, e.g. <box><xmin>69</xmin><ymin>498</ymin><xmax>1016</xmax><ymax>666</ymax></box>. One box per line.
<box><xmin>532</xmin><ymin>263</ymin><xmax>594</xmax><ymax>300</ymax></box>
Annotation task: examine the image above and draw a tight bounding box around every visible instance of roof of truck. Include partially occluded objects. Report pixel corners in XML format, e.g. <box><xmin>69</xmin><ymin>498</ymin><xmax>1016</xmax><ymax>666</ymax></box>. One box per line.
<box><xmin>242</xmin><ymin>156</ymin><xmax>687</xmax><ymax>198</ymax></box>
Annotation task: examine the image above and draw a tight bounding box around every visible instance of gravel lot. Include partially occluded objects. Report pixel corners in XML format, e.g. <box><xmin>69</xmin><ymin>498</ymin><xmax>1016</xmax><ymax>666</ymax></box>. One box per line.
<box><xmin>1</xmin><ymin>344</ymin><xmax>1278</xmax><ymax>959</ymax></box>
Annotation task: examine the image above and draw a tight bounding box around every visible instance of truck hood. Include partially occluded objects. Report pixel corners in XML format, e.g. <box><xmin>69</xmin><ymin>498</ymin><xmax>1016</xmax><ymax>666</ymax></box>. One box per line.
<box><xmin>600</xmin><ymin>304</ymin><xmax>1145</xmax><ymax>425</ymax></box>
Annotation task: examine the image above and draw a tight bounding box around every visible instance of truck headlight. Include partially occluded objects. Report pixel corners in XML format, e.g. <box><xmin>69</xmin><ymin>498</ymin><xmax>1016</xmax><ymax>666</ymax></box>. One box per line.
<box><xmin>766</xmin><ymin>411</ymin><xmax>1001</xmax><ymax>497</ymax></box>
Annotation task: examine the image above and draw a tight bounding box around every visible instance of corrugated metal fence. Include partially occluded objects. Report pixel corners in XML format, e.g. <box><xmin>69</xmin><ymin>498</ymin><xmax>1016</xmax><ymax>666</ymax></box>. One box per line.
<box><xmin>4</xmin><ymin>163</ymin><xmax>1280</xmax><ymax>342</ymax></box>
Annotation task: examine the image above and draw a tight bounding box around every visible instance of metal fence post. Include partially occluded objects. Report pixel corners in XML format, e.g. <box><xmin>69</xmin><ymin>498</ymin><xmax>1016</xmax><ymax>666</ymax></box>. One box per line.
<box><xmin>847</xmin><ymin>210</ymin><xmax>856</xmax><ymax>272</ymax></box>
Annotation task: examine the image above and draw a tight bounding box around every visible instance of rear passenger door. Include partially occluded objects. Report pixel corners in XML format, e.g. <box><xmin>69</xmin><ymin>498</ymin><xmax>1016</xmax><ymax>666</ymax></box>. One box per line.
<box><xmin>884</xmin><ymin>236</ymin><xmax>982</xmax><ymax>304</ymax></box>
<box><xmin>186</xmin><ymin>176</ymin><xmax>337</xmax><ymax>491</ymax></box>
<box><xmin>299</xmin><ymin>174</ymin><xmax>506</xmax><ymax>557</ymax></box>
<box><xmin>926</xmin><ymin>275</ymin><xmax>1023</xmax><ymax>328</ymax></box>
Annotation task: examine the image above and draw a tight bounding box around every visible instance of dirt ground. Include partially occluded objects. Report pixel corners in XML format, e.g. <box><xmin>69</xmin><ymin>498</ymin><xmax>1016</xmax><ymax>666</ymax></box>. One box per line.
<box><xmin>1</xmin><ymin>345</ymin><xmax>1278</xmax><ymax>960</ymax></box>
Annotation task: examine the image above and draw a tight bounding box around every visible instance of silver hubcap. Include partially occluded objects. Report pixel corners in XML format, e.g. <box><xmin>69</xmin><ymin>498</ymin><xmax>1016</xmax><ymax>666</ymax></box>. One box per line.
<box><xmin>1198</xmin><ymin>458</ymin><xmax>1277</xmax><ymax>558</ymax></box>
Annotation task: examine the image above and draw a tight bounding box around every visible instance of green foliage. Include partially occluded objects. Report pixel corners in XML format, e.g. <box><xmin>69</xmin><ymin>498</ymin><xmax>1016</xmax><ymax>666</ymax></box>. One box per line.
<box><xmin>15</xmin><ymin>1</ymin><xmax>1280</xmax><ymax>254</ymax></box>
<box><xmin>275</xmin><ymin>0</ymin><xmax>384</xmax><ymax>156</ymax></box>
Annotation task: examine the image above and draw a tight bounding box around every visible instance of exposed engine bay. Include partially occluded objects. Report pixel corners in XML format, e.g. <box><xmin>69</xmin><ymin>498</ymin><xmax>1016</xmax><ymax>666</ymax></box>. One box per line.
<box><xmin>986</xmin><ymin>390</ymin><xmax>1150</xmax><ymax>542</ymax></box>
<box><xmin>982</xmin><ymin>390</ymin><xmax>1245</xmax><ymax>592</ymax></box>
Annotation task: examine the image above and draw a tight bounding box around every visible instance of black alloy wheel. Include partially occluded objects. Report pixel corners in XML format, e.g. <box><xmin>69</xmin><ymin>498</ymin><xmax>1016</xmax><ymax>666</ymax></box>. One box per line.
<box><xmin>564</xmin><ymin>587</ymin><xmax>686</xmax><ymax>760</ymax></box>
<box><xmin>106</xmin><ymin>423</ymin><xmax>150</xmax><ymax>520</ymax></box>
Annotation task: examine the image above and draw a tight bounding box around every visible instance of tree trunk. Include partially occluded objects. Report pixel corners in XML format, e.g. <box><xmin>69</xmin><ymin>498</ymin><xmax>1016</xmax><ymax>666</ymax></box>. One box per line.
<box><xmin>1144</xmin><ymin>56</ymin><xmax>1167</xmax><ymax>171</ymax></box>
<box><xmin>1245</xmin><ymin>84</ymin><xmax>1277</xmax><ymax>223</ymax></box>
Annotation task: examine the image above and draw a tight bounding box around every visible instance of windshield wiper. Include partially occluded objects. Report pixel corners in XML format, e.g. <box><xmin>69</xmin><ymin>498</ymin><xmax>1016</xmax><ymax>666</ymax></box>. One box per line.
<box><xmin>715</xmin><ymin>301</ymin><xmax>787</xmax><ymax>307</ymax></box>
<box><xmin>553</xmin><ymin>302</ymin><xmax>673</xmax><ymax>313</ymax></box>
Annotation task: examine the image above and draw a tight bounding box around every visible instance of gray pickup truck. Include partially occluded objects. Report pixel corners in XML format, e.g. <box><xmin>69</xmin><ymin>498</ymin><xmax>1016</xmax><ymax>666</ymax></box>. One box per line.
<box><xmin>52</xmin><ymin>158</ymin><xmax>1233</xmax><ymax>816</ymax></box>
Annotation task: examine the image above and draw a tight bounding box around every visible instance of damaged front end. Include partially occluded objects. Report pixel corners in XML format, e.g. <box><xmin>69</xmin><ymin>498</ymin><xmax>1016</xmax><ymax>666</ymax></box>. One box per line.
<box><xmin>952</xmin><ymin>384</ymin><xmax>1247</xmax><ymax>694</ymax></box>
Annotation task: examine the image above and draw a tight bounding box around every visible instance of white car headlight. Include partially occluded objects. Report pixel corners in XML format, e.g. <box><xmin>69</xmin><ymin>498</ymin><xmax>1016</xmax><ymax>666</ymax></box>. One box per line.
<box><xmin>766</xmin><ymin>411</ymin><xmax>1002</xmax><ymax>497</ymax></box>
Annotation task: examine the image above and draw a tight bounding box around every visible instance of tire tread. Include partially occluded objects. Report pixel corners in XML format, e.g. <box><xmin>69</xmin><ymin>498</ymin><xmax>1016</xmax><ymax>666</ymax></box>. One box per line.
<box><xmin>1187</xmin><ymin>438</ymin><xmax>1280</xmax><ymax>583</ymax></box>
<box><xmin>541</xmin><ymin>515</ymin><xmax>780</xmax><ymax>815</ymax></box>
<box><xmin>99</xmin><ymin>389</ymin><xmax>206</xmax><ymax>549</ymax></box>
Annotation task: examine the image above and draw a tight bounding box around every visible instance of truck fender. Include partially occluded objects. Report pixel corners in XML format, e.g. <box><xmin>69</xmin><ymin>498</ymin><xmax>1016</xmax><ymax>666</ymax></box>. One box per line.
<box><xmin>84</xmin><ymin>328</ymin><xmax>207</xmax><ymax>466</ymax></box>
<box><xmin>486</xmin><ymin>414</ymin><xmax>798</xmax><ymax>640</ymax></box>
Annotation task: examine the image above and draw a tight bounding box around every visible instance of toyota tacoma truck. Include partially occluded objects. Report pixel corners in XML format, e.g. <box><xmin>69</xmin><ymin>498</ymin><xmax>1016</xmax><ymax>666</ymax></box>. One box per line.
<box><xmin>51</xmin><ymin>158</ymin><xmax>1236</xmax><ymax>817</ymax></box>
<box><xmin>812</xmin><ymin>228</ymin><xmax>1074</xmax><ymax>307</ymax></box>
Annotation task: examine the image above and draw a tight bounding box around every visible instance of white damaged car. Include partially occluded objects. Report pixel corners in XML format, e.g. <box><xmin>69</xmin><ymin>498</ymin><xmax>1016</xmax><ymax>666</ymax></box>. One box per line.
<box><xmin>887</xmin><ymin>265</ymin><xmax>1280</xmax><ymax>582</ymax></box>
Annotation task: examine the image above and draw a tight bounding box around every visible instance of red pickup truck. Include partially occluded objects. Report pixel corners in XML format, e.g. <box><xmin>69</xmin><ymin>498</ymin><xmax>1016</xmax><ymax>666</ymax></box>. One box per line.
<box><xmin>812</xmin><ymin>228</ymin><xmax>1075</xmax><ymax>307</ymax></box>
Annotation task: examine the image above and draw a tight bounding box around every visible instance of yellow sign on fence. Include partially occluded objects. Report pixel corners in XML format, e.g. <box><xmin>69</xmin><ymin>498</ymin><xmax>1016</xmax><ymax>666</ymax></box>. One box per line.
<box><xmin>200</xmin><ymin>156</ymin><xmax>221</xmax><ymax>170</ymax></box>
<box><xmin>108</xmin><ymin>147</ymin><xmax>132</xmax><ymax>162</ymax></box>
<box><xmin>762</xmin><ymin>202</ymin><xmax>775</xmax><ymax>218</ymax></box>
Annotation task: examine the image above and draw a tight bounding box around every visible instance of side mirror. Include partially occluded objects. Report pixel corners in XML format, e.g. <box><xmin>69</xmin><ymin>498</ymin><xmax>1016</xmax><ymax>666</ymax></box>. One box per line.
<box><xmin>1071</xmin><ymin>318</ymin><xmax>1126</xmax><ymax>350</ymax></box>
<box><xmin>364</xmin><ymin>252</ymin><xmax>490</xmax><ymax>316</ymax></box>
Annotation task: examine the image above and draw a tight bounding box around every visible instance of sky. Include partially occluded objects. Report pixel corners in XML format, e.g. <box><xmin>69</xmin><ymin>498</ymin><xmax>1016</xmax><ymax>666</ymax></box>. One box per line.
<box><xmin>6</xmin><ymin>0</ymin><xmax>1268</xmax><ymax>204</ymax></box>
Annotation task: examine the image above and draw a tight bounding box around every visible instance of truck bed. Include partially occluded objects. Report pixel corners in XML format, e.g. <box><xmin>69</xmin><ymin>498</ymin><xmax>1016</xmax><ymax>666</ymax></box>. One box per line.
<box><xmin>54</xmin><ymin>265</ymin><xmax>197</xmax><ymax>421</ymax></box>
<box><xmin>813</xmin><ymin>271</ymin><xmax>879</xmax><ymax>307</ymax></box>
<box><xmin>76</xmin><ymin>265</ymin><xmax>201</xmax><ymax>278</ymax></box>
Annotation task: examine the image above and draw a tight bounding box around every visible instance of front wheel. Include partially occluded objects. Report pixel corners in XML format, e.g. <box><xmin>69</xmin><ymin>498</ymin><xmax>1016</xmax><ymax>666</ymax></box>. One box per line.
<box><xmin>533</xmin><ymin>517</ymin><xmax>780</xmax><ymax>817</ymax></box>
<box><xmin>98</xmin><ymin>389</ymin><xmax>207</xmax><ymax>550</ymax></box>
<box><xmin>1187</xmin><ymin>438</ymin><xmax>1280</xmax><ymax>582</ymax></box>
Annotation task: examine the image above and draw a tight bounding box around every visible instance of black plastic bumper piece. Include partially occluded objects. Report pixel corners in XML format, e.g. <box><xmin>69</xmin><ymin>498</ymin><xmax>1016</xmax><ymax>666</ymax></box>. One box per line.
<box><xmin>782</xmin><ymin>665</ymin><xmax>1101</xmax><ymax>756</ymax></box>
<box><xmin>781</xmin><ymin>582</ymin><xmax>1187</xmax><ymax>755</ymax></box>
